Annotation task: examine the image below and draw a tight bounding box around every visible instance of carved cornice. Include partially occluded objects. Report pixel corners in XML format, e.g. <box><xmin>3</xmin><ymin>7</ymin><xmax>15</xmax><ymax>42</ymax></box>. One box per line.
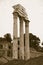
<box><xmin>13</xmin><ymin>4</ymin><xmax>29</xmax><ymax>21</ymax></box>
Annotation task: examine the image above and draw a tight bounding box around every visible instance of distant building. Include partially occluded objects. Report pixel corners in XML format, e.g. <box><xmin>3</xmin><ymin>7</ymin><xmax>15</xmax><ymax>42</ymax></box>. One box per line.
<box><xmin>0</xmin><ymin>38</ymin><xmax>12</xmax><ymax>58</ymax></box>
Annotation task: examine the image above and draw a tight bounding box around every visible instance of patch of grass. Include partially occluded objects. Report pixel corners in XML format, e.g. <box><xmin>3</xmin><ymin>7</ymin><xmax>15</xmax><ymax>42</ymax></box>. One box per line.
<box><xmin>1</xmin><ymin>48</ymin><xmax>43</xmax><ymax>65</ymax></box>
<box><xmin>0</xmin><ymin>61</ymin><xmax>4</xmax><ymax>65</ymax></box>
<box><xmin>2</xmin><ymin>56</ymin><xmax>43</xmax><ymax>65</ymax></box>
<box><xmin>3</xmin><ymin>59</ymin><xmax>26</xmax><ymax>65</ymax></box>
<box><xmin>26</xmin><ymin>56</ymin><xmax>43</xmax><ymax>65</ymax></box>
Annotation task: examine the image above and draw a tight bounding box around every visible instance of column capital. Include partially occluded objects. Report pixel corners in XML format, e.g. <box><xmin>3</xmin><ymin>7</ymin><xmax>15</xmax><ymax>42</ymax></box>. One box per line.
<box><xmin>24</xmin><ymin>18</ymin><xmax>30</xmax><ymax>22</ymax></box>
<box><xmin>25</xmin><ymin>21</ymin><xmax>29</xmax><ymax>27</ymax></box>
<box><xmin>19</xmin><ymin>16</ymin><xmax>24</xmax><ymax>23</ymax></box>
<box><xmin>13</xmin><ymin>12</ymin><xmax>18</xmax><ymax>18</ymax></box>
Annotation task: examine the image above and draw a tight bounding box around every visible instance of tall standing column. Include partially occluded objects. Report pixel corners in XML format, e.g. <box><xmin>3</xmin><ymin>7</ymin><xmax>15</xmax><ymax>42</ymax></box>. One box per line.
<box><xmin>19</xmin><ymin>17</ymin><xmax>24</xmax><ymax>60</ymax></box>
<box><xmin>25</xmin><ymin>21</ymin><xmax>30</xmax><ymax>60</ymax></box>
<box><xmin>13</xmin><ymin>12</ymin><xmax>18</xmax><ymax>59</ymax></box>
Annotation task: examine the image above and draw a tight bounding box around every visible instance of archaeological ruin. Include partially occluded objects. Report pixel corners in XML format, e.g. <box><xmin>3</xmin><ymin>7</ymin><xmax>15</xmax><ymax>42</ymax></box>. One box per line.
<box><xmin>0</xmin><ymin>4</ymin><xmax>30</xmax><ymax>61</ymax></box>
<box><xmin>13</xmin><ymin>4</ymin><xmax>30</xmax><ymax>60</ymax></box>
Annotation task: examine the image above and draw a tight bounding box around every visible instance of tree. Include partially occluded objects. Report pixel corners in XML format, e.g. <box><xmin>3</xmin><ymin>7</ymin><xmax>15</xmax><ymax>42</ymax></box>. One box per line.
<box><xmin>24</xmin><ymin>33</ymin><xmax>40</xmax><ymax>50</ymax></box>
<box><xmin>4</xmin><ymin>33</ymin><xmax>12</xmax><ymax>42</ymax></box>
<box><xmin>29</xmin><ymin>33</ymin><xmax>40</xmax><ymax>50</ymax></box>
<box><xmin>41</xmin><ymin>42</ymin><xmax>43</xmax><ymax>45</ymax></box>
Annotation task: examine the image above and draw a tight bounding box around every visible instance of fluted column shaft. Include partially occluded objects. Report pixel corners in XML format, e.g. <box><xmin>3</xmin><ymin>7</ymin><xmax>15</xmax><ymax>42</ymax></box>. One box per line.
<box><xmin>13</xmin><ymin>12</ymin><xmax>18</xmax><ymax>59</ymax></box>
<box><xmin>19</xmin><ymin>17</ymin><xmax>24</xmax><ymax>60</ymax></box>
<box><xmin>25</xmin><ymin>21</ymin><xmax>30</xmax><ymax>60</ymax></box>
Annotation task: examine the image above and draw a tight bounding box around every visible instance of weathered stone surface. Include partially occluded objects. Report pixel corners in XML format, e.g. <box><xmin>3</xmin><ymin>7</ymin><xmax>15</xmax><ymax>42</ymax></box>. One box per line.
<box><xmin>13</xmin><ymin>13</ymin><xmax>18</xmax><ymax>59</ymax></box>
<box><xmin>19</xmin><ymin>17</ymin><xmax>24</xmax><ymax>60</ymax></box>
<box><xmin>13</xmin><ymin>4</ymin><xmax>28</xmax><ymax>21</ymax></box>
<box><xmin>13</xmin><ymin>4</ymin><xmax>30</xmax><ymax>60</ymax></box>
<box><xmin>24</xmin><ymin>21</ymin><xmax>30</xmax><ymax>60</ymax></box>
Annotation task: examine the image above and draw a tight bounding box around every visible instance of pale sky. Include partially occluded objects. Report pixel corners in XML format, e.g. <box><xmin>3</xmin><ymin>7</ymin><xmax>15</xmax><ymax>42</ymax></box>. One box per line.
<box><xmin>0</xmin><ymin>0</ymin><xmax>43</xmax><ymax>42</ymax></box>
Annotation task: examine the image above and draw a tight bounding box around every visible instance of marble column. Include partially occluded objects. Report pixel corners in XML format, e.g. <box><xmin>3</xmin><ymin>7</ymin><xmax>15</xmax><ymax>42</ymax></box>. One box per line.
<box><xmin>13</xmin><ymin>12</ymin><xmax>18</xmax><ymax>59</ymax></box>
<box><xmin>19</xmin><ymin>17</ymin><xmax>24</xmax><ymax>60</ymax></box>
<box><xmin>25</xmin><ymin>21</ymin><xmax>30</xmax><ymax>60</ymax></box>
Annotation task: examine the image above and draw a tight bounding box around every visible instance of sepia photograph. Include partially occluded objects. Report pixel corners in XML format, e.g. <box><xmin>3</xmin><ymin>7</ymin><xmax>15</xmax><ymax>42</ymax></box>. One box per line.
<box><xmin>0</xmin><ymin>0</ymin><xmax>43</xmax><ymax>65</ymax></box>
